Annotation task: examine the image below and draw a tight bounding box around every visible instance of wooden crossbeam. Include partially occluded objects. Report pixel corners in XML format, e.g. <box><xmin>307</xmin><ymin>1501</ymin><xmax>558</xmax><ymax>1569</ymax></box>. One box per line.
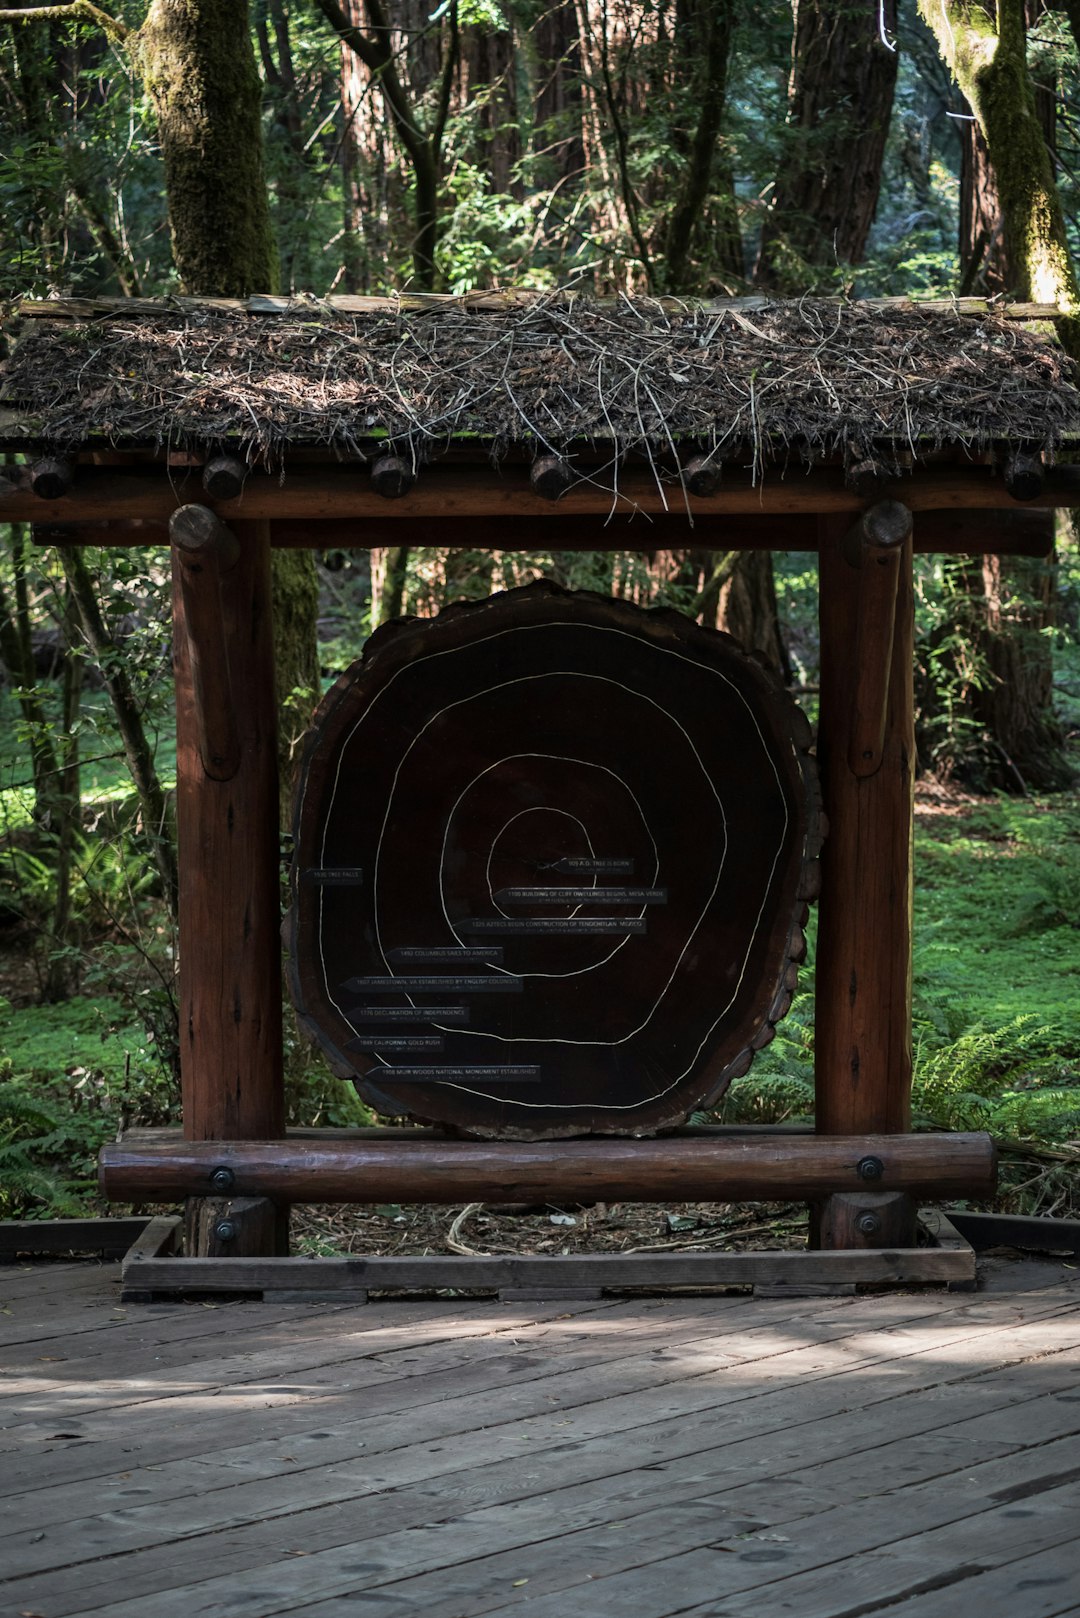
<box><xmin>30</xmin><ymin>508</ymin><xmax>1056</xmax><ymax>557</ymax></box>
<box><xmin>4</xmin><ymin>463</ymin><xmax>1076</xmax><ymax>530</ymax></box>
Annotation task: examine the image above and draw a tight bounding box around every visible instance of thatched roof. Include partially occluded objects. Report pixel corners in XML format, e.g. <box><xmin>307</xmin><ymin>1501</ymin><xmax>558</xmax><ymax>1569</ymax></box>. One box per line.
<box><xmin>1</xmin><ymin>292</ymin><xmax>1078</xmax><ymax>470</ymax></box>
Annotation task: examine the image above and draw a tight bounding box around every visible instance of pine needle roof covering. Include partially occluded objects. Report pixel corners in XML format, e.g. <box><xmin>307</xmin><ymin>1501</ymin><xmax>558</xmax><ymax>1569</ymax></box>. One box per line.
<box><xmin>2</xmin><ymin>292</ymin><xmax>1078</xmax><ymax>467</ymax></box>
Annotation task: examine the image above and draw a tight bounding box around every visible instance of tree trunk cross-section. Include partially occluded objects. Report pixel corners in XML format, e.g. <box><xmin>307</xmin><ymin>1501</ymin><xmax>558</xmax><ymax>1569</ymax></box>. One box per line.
<box><xmin>289</xmin><ymin>582</ymin><xmax>823</xmax><ymax>1138</ymax></box>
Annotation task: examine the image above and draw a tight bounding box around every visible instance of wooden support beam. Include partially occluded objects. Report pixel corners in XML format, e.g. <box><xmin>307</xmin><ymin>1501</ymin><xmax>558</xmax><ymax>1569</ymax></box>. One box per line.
<box><xmin>28</xmin><ymin>506</ymin><xmax>1056</xmax><ymax>557</ymax></box>
<box><xmin>813</xmin><ymin>1190</ymin><xmax>918</xmax><ymax>1250</ymax></box>
<box><xmin>29</xmin><ymin>456</ymin><xmax>74</xmax><ymax>499</ymax></box>
<box><xmin>99</xmin><ymin>1129</ymin><xmax>998</xmax><ymax>1204</ymax></box>
<box><xmin>815</xmin><ymin>512</ymin><xmax>915</xmax><ymax>1136</ymax></box>
<box><xmin>170</xmin><ymin>505</ymin><xmax>241</xmax><ymax>780</ymax></box>
<box><xmin>846</xmin><ymin>501</ymin><xmax>911</xmax><ymax>776</ymax></box>
<box><xmin>5</xmin><ymin>462</ymin><xmax>1078</xmax><ymax>524</ymax></box>
<box><xmin>172</xmin><ymin>518</ymin><xmax>285</xmax><ymax>1188</ymax></box>
<box><xmin>370</xmin><ymin>454</ymin><xmax>416</xmax><ymax>498</ymax></box>
<box><xmin>682</xmin><ymin>455</ymin><xmax>721</xmax><ymax>497</ymax></box>
<box><xmin>529</xmin><ymin>455</ymin><xmax>575</xmax><ymax>500</ymax></box>
<box><xmin>202</xmin><ymin>454</ymin><xmax>249</xmax><ymax>500</ymax></box>
<box><xmin>183</xmin><ymin>1195</ymin><xmax>287</xmax><ymax>1257</ymax></box>
<box><xmin>1003</xmin><ymin>447</ymin><xmax>1045</xmax><ymax>502</ymax></box>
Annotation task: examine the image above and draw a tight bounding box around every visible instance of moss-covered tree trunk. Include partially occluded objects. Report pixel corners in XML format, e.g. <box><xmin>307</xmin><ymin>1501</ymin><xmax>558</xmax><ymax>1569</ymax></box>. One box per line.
<box><xmin>919</xmin><ymin>0</ymin><xmax>1076</xmax><ymax>790</ymax></box>
<box><xmin>917</xmin><ymin>0</ymin><xmax>1079</xmax><ymax>319</ymax></box>
<box><xmin>133</xmin><ymin>0</ymin><xmax>278</xmax><ymax>295</ymax></box>
<box><xmin>133</xmin><ymin>0</ymin><xmax>319</xmax><ymax>801</ymax></box>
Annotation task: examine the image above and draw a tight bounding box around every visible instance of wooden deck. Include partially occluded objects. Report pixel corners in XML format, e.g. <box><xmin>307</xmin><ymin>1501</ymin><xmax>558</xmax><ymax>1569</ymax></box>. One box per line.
<box><xmin>1</xmin><ymin>1257</ymin><xmax>1079</xmax><ymax>1617</ymax></box>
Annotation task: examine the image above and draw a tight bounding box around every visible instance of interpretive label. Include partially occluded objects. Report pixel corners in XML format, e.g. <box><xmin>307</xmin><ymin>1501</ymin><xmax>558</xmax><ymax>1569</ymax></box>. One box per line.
<box><xmin>549</xmin><ymin>856</ymin><xmax>635</xmax><ymax>874</ymax></box>
<box><xmin>304</xmin><ymin>867</ymin><xmax>365</xmax><ymax>885</ymax></box>
<box><xmin>376</xmin><ymin>1065</ymin><xmax>541</xmax><ymax>1083</ymax></box>
<box><xmin>495</xmin><ymin>886</ymin><xmax>668</xmax><ymax>906</ymax></box>
<box><xmin>387</xmin><ymin>945</ymin><xmax>504</xmax><ymax>966</ymax></box>
<box><xmin>465</xmin><ymin>917</ymin><xmax>647</xmax><ymax>935</ymax></box>
<box><xmin>341</xmin><ymin>974</ymin><xmax>524</xmax><ymax>994</ymax></box>
<box><xmin>350</xmin><ymin>1004</ymin><xmax>471</xmax><ymax>1023</ymax></box>
<box><xmin>347</xmin><ymin>1035</ymin><xmax>445</xmax><ymax>1054</ymax></box>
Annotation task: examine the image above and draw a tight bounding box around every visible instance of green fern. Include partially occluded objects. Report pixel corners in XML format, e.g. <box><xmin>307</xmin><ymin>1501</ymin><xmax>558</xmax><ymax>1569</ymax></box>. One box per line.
<box><xmin>0</xmin><ymin>1078</ymin><xmax>84</xmax><ymax>1216</ymax></box>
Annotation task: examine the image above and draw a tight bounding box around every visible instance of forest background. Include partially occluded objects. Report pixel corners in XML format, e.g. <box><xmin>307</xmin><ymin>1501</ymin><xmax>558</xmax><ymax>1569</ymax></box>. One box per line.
<box><xmin>0</xmin><ymin>0</ymin><xmax>1079</xmax><ymax>1243</ymax></box>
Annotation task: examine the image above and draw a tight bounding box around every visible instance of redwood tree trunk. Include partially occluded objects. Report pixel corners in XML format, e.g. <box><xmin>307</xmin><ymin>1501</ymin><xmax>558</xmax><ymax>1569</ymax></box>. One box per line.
<box><xmin>756</xmin><ymin>0</ymin><xmax>899</xmax><ymax>289</ymax></box>
<box><xmin>716</xmin><ymin>551</ymin><xmax>790</xmax><ymax>679</ymax></box>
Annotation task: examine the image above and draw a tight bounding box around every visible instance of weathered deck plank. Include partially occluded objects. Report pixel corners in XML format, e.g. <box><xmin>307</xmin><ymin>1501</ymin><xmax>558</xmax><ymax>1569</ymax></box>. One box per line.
<box><xmin>0</xmin><ymin>1258</ymin><xmax>1076</xmax><ymax>1618</ymax></box>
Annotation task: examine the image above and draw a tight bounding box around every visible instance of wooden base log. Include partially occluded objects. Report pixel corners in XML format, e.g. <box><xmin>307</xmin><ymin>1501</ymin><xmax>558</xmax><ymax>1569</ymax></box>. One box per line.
<box><xmin>183</xmin><ymin>1195</ymin><xmax>288</xmax><ymax>1257</ymax></box>
<box><xmin>812</xmin><ymin>1190</ymin><xmax>917</xmax><ymax>1250</ymax></box>
<box><xmin>100</xmin><ymin>1130</ymin><xmax>998</xmax><ymax>1205</ymax></box>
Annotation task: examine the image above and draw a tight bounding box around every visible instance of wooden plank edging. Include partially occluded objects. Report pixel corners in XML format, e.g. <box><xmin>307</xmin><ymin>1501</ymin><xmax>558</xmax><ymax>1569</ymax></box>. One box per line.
<box><xmin>118</xmin><ymin>1231</ymin><xmax>975</xmax><ymax>1301</ymax></box>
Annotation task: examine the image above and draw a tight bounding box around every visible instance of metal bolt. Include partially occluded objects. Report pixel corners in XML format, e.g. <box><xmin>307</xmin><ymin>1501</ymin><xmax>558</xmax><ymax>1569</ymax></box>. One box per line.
<box><xmin>209</xmin><ymin>1166</ymin><xmax>235</xmax><ymax>1192</ymax></box>
<box><xmin>856</xmin><ymin>1211</ymin><xmax>882</xmax><ymax>1236</ymax></box>
<box><xmin>856</xmin><ymin>1155</ymin><xmax>884</xmax><ymax>1182</ymax></box>
<box><xmin>213</xmin><ymin>1219</ymin><xmax>237</xmax><ymax>1242</ymax></box>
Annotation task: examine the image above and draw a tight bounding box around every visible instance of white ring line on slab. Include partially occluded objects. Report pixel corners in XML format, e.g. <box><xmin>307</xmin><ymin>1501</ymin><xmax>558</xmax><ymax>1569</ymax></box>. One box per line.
<box><xmin>484</xmin><ymin>806</ymin><xmax>594</xmax><ymax>923</ymax></box>
<box><xmin>374</xmin><ymin>672</ymin><xmax>718</xmax><ymax>1037</ymax></box>
<box><xmin>441</xmin><ymin>752</ymin><xmax>659</xmax><ymax>982</ymax></box>
<box><xmin>307</xmin><ymin>618</ymin><xmax>791</xmax><ymax>1107</ymax></box>
<box><xmin>371</xmin><ymin>674</ymin><xmax>724</xmax><ymax>1060</ymax></box>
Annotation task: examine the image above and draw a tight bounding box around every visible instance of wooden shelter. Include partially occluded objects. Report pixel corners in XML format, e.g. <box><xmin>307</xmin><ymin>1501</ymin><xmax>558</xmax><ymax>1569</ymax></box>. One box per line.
<box><xmin>2</xmin><ymin>290</ymin><xmax>1077</xmax><ymax>1297</ymax></box>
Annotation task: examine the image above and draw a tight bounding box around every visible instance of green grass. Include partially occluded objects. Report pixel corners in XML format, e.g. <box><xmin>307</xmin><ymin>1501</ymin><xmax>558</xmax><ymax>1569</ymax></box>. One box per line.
<box><xmin>0</xmin><ymin>988</ymin><xmax>178</xmax><ymax>1215</ymax></box>
<box><xmin>718</xmin><ymin>788</ymin><xmax>1080</xmax><ymax>1211</ymax></box>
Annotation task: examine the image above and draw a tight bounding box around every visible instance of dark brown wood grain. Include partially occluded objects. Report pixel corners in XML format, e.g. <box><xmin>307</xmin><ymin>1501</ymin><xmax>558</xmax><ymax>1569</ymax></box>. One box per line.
<box><xmin>172</xmin><ymin>519</ymin><xmax>284</xmax><ymax>1151</ymax></box>
<box><xmin>99</xmin><ymin>1130</ymin><xmax>998</xmax><ymax>1203</ymax></box>
<box><xmin>182</xmin><ymin>1196</ymin><xmax>288</xmax><ymax>1258</ymax></box>
<box><xmin>30</xmin><ymin>508</ymin><xmax>1057</xmax><ymax>557</ymax></box>
<box><xmin>370</xmin><ymin>455</ymin><xmax>416</xmax><ymax>498</ymax></box>
<box><xmin>28</xmin><ymin>456</ymin><xmax>74</xmax><ymax>499</ymax></box>
<box><xmin>171</xmin><ymin>507</ymin><xmax>242</xmax><ymax>781</ymax></box>
<box><xmin>4</xmin><ymin>462</ymin><xmax>1080</xmax><ymax>524</ymax></box>
<box><xmin>289</xmin><ymin>581</ymin><xmax>822</xmax><ymax>1138</ymax></box>
<box><xmin>202</xmin><ymin>455</ymin><xmax>249</xmax><ymax>500</ymax></box>
<box><xmin>815</xmin><ymin>515</ymin><xmax>915</xmax><ymax>1135</ymax></box>
<box><xmin>846</xmin><ymin>502</ymin><xmax>910</xmax><ymax>776</ymax></box>
<box><xmin>814</xmin><ymin>1191</ymin><xmax>917</xmax><ymax>1250</ymax></box>
<box><xmin>0</xmin><ymin>1217</ymin><xmax>151</xmax><ymax>1258</ymax></box>
<box><xmin>1003</xmin><ymin>447</ymin><xmax>1044</xmax><ymax>501</ymax></box>
<box><xmin>529</xmin><ymin>456</ymin><xmax>575</xmax><ymax>499</ymax></box>
<box><xmin>118</xmin><ymin>1242</ymin><xmax>975</xmax><ymax>1297</ymax></box>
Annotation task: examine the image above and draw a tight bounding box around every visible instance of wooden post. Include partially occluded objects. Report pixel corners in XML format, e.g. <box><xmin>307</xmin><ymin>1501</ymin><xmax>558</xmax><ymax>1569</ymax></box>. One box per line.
<box><xmin>171</xmin><ymin>505</ymin><xmax>241</xmax><ymax>781</ymax></box>
<box><xmin>172</xmin><ymin>517</ymin><xmax>287</xmax><ymax>1256</ymax></box>
<box><xmin>814</xmin><ymin>1191</ymin><xmax>917</xmax><ymax>1250</ymax></box>
<box><xmin>815</xmin><ymin>510</ymin><xmax>915</xmax><ymax>1135</ymax></box>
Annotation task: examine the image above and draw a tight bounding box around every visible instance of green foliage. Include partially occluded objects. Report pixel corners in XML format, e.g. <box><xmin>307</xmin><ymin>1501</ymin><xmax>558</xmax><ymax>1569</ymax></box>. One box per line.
<box><xmin>0</xmin><ymin>1068</ymin><xmax>100</xmax><ymax>1217</ymax></box>
<box><xmin>716</xmin><ymin>984</ymin><xmax>816</xmax><ymax>1126</ymax></box>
